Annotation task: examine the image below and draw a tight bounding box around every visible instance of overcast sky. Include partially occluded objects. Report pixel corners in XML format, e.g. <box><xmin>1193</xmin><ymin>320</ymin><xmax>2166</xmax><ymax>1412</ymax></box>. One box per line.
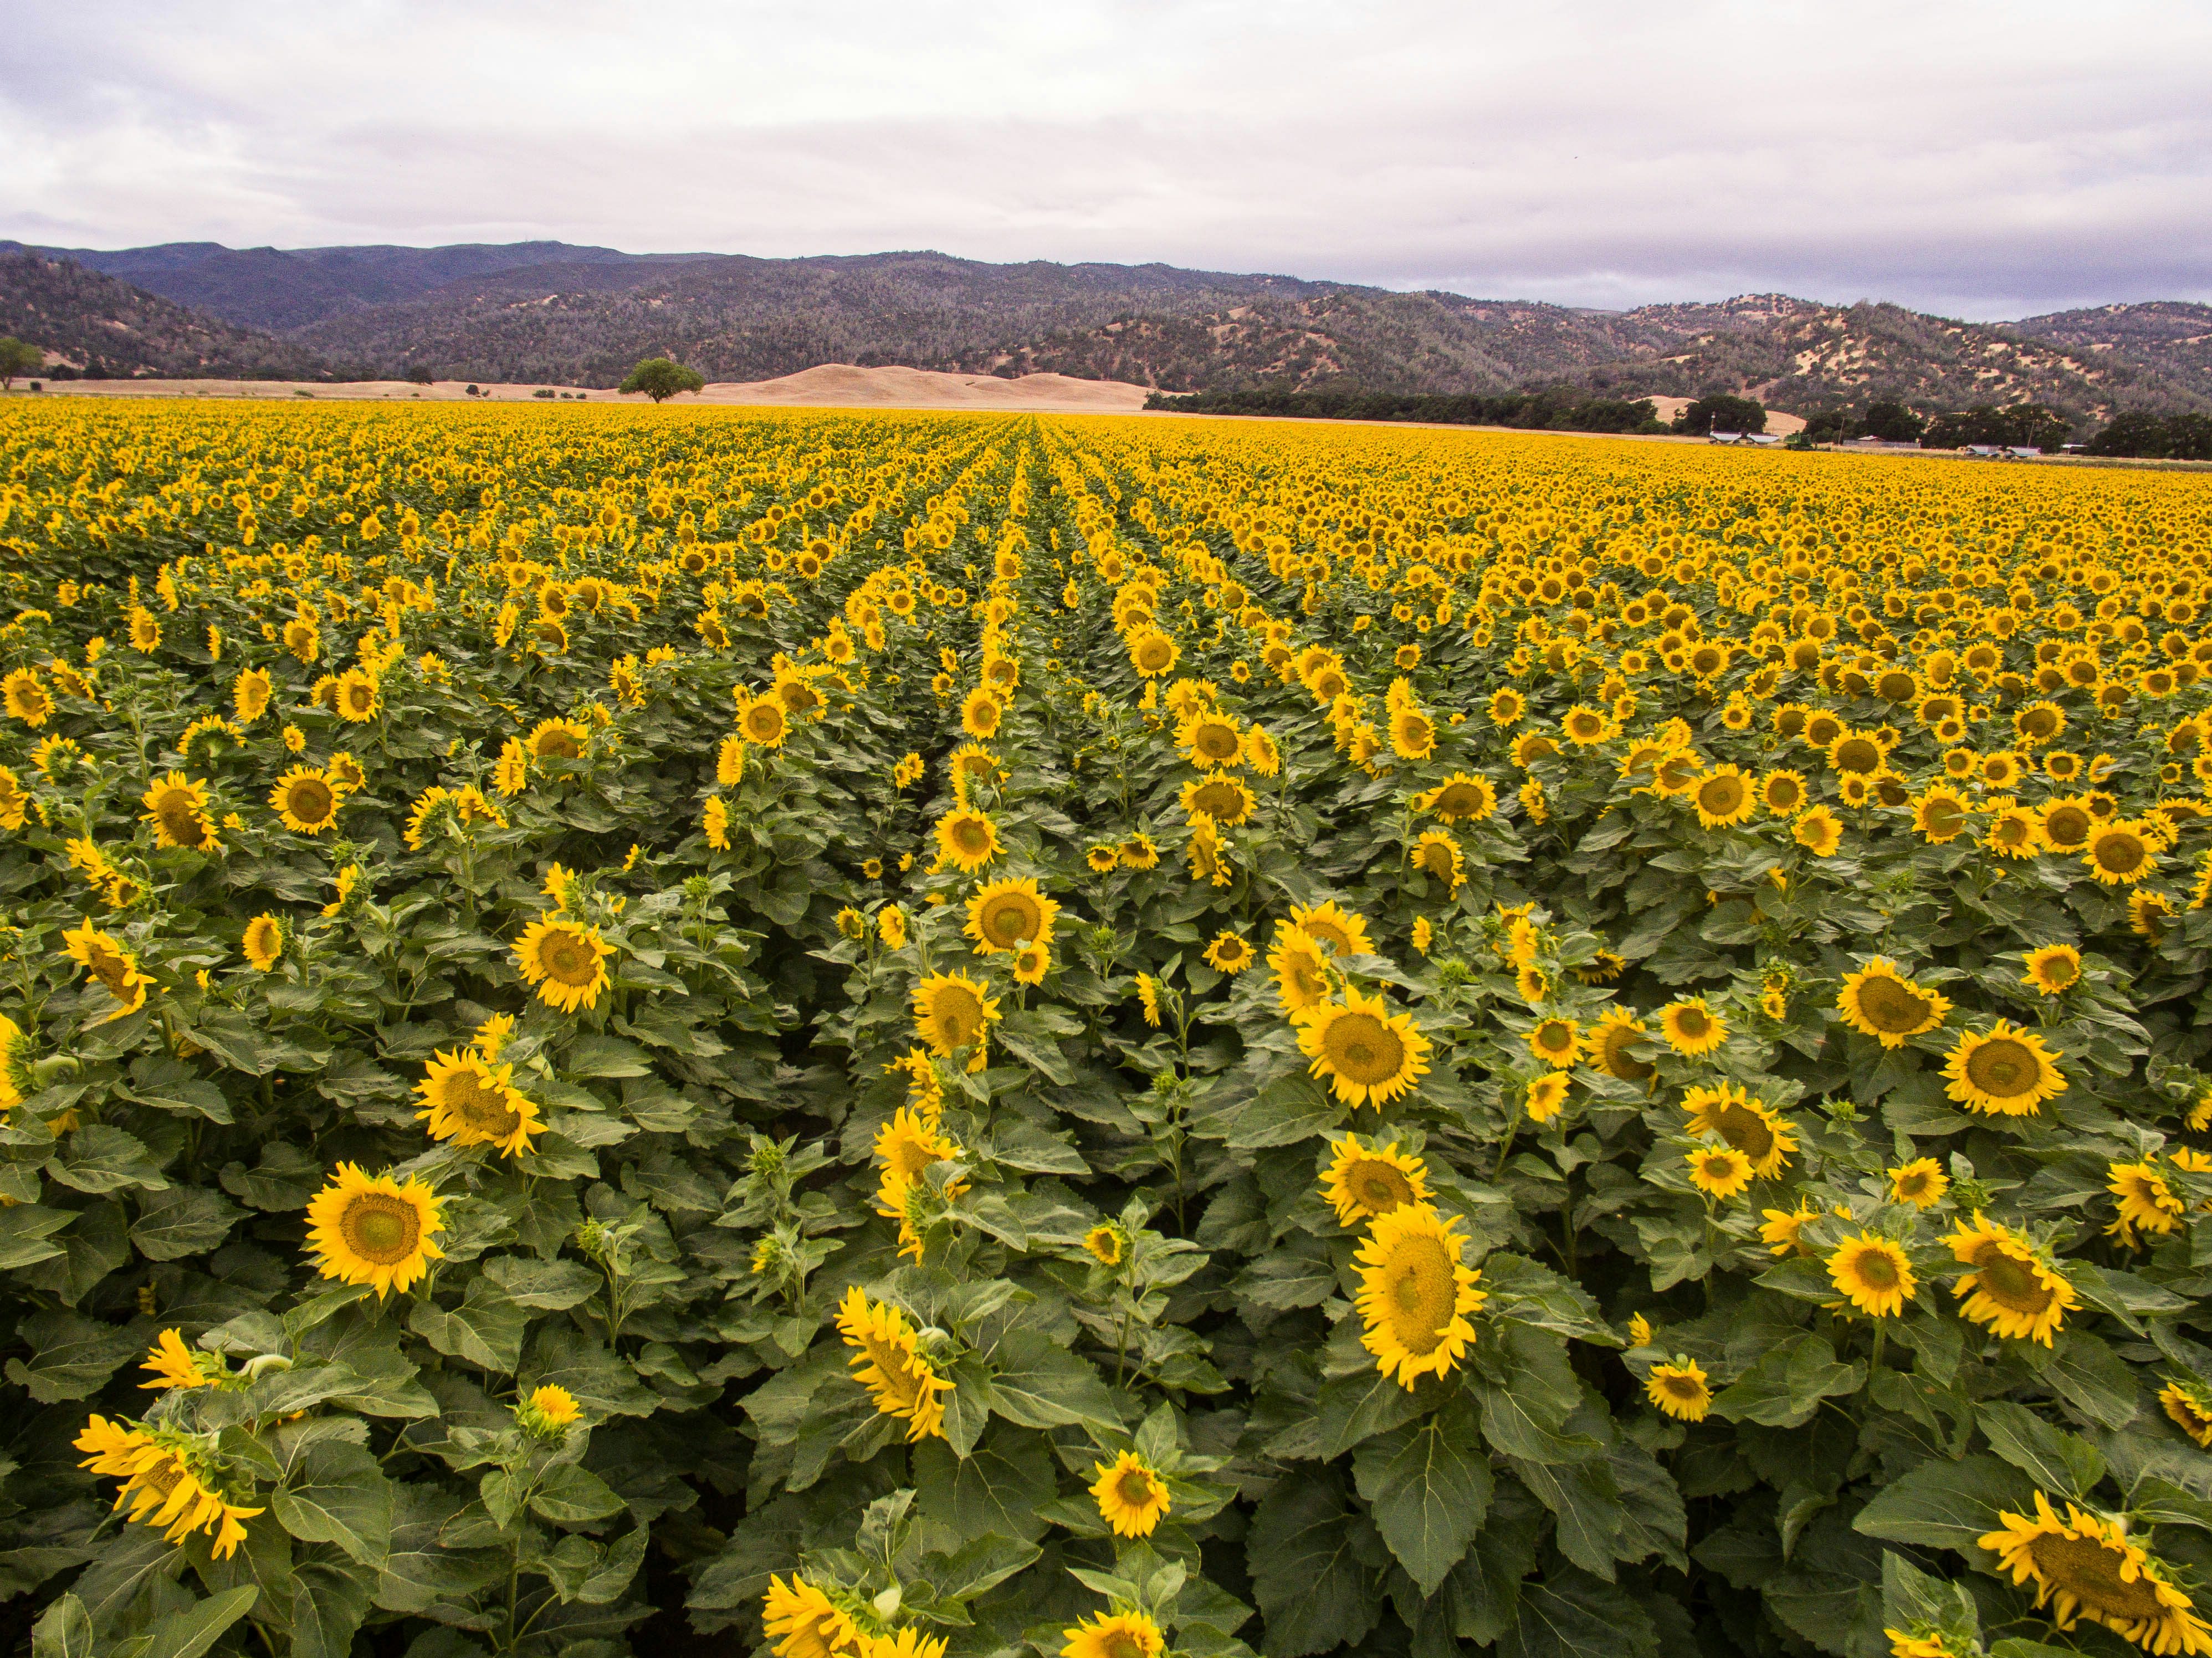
<box><xmin>6</xmin><ymin>1</ymin><xmax>2208</xmax><ymax>319</ymax></box>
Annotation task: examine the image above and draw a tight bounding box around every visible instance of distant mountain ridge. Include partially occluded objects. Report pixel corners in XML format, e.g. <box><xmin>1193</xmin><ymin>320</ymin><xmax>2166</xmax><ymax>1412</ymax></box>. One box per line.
<box><xmin>11</xmin><ymin>240</ymin><xmax>715</xmax><ymax>331</ymax></box>
<box><xmin>0</xmin><ymin>250</ymin><xmax>328</xmax><ymax>380</ymax></box>
<box><xmin>3</xmin><ymin>238</ymin><xmax>2209</xmax><ymax>423</ymax></box>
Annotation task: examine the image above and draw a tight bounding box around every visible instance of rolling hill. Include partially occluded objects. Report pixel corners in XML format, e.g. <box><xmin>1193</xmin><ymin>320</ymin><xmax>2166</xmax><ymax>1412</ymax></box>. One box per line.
<box><xmin>0</xmin><ymin>250</ymin><xmax>330</xmax><ymax>380</ymax></box>
<box><xmin>2</xmin><ymin>239</ymin><xmax>2206</xmax><ymax>424</ymax></box>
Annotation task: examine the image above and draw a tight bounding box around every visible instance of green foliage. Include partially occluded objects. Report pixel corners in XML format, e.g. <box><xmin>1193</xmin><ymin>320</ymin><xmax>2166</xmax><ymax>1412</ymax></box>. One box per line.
<box><xmin>619</xmin><ymin>359</ymin><xmax>706</xmax><ymax>402</ymax></box>
<box><xmin>2086</xmin><ymin>410</ymin><xmax>2212</xmax><ymax>462</ymax></box>
<box><xmin>1145</xmin><ymin>386</ymin><xmax>1665</xmax><ymax>435</ymax></box>
<box><xmin>0</xmin><ymin>336</ymin><xmax>43</xmax><ymax>389</ymax></box>
<box><xmin>1673</xmin><ymin>395</ymin><xmax>1766</xmax><ymax>436</ymax></box>
<box><xmin>1920</xmin><ymin>403</ymin><xmax>2072</xmax><ymax>452</ymax></box>
<box><xmin>0</xmin><ymin>398</ymin><xmax>2210</xmax><ymax>1658</ymax></box>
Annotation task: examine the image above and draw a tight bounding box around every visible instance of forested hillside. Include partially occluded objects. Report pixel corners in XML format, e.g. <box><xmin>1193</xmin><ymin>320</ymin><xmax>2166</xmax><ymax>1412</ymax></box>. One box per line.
<box><xmin>3</xmin><ymin>239</ymin><xmax>2207</xmax><ymax>423</ymax></box>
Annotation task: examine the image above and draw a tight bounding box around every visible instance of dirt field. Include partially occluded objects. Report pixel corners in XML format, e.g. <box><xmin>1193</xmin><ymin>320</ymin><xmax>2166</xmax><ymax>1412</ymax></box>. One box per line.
<box><xmin>17</xmin><ymin>364</ymin><xmax>1154</xmax><ymax>413</ymax></box>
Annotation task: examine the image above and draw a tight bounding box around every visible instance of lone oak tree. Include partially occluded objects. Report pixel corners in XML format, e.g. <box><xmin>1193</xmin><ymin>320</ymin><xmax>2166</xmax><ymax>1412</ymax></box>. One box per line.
<box><xmin>621</xmin><ymin>357</ymin><xmax>706</xmax><ymax>402</ymax></box>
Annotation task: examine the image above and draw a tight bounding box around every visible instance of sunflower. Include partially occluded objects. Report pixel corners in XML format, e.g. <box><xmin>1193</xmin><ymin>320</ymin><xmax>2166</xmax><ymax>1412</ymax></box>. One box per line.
<box><xmin>2041</xmin><ymin>796</ymin><xmax>2095</xmax><ymax>851</ymax></box>
<box><xmin>1686</xmin><ymin>1144</ymin><xmax>1754</xmax><ymax>1199</ymax></box>
<box><xmin>1888</xmin><ymin>1158</ymin><xmax>1948</xmax><ymax>1209</ymax></box>
<box><xmin>935</xmin><ymin>808</ymin><xmax>1001</xmax><ymax>873</ymax></box>
<box><xmin>1561</xmin><ymin>704</ymin><xmax>1614</xmax><ymax>745</ymax></box>
<box><xmin>1012</xmin><ymin>939</ymin><xmax>1051</xmax><ymax>984</ymax></box>
<box><xmin>1190</xmin><ymin>932</ymin><xmax>1251</xmax><ymax>979</ymax></box>
<box><xmin>1268</xmin><ymin>926</ymin><xmax>1332</xmax><ymax>1013</ymax></box>
<box><xmin>1118</xmin><ymin>831</ymin><xmax>1160</xmax><ymax>869</ymax></box>
<box><xmin>1944</xmin><ymin>1021</ymin><xmax>2066</xmax><ymax>1116</ymax></box>
<box><xmin>2</xmin><ymin>668</ymin><xmax>53</xmax><ymax>727</ymax></box>
<box><xmin>134</xmin><ymin>1328</ymin><xmax>225</xmax><ymax>1396</ymax></box>
<box><xmin>1645</xmin><ymin>1360</ymin><xmax>1712</xmax><ymax>1422</ymax></box>
<box><xmin>1390</xmin><ymin>705</ymin><xmax>1437</xmax><ymax>759</ymax></box>
<box><xmin>1657</xmin><ymin>997</ymin><xmax>1727</xmax><ymax>1056</ymax></box>
<box><xmin>1083</xmin><ymin>1223</ymin><xmax>1127</xmax><ymax>1266</ymax></box>
<box><xmin>1590</xmin><ymin>1009</ymin><xmax>1657</xmax><ymax>1083</ymax></box>
<box><xmin>73</xmin><ymin>1416</ymin><xmax>263</xmax><ymax>1559</ymax></box>
<box><xmin>516</xmin><ymin>1384</ymin><xmax>582</xmax><ymax>1436</ymax></box>
<box><xmin>0</xmin><ymin>1014</ymin><xmax>27</xmax><ymax>1112</ymax></box>
<box><xmin>1651</xmin><ymin>749</ymin><xmax>1701</xmax><ymax>796</ymax></box>
<box><xmin>268</xmin><ymin>766</ymin><xmax>341</xmax><ymax>835</ymax></box>
<box><xmin>1788</xmin><ymin>806</ymin><xmax>1844</xmax><ymax>861</ymax></box>
<box><xmin>1511</xmin><ymin>730</ymin><xmax>1559</xmax><ymax>767</ymax></box>
<box><xmin>836</xmin><ymin>1286</ymin><xmax>952</xmax><ymax>1440</ymax></box>
<box><xmin>1981</xmin><ymin>1491</ymin><xmax>2212</xmax><ymax>1655</ymax></box>
<box><xmin>0</xmin><ymin>765</ymin><xmax>26</xmax><ymax>831</ymax></box>
<box><xmin>332</xmin><ymin>669</ymin><xmax>379</xmax><ymax>723</ymax></box>
<box><xmin>1181</xmin><ymin>771</ymin><xmax>1256</xmax><ymax>825</ymax></box>
<box><xmin>1525</xmin><ymin>1016</ymin><xmax>1582</xmax><ymax>1069</ymax></box>
<box><xmin>142</xmin><ymin>772</ymin><xmax>218</xmax><ymax>852</ymax></box>
<box><xmin>2021</xmin><ymin>944</ymin><xmax>2081</xmax><ymax>996</ymax></box>
<box><xmin>2162</xmin><ymin>1378</ymin><xmax>2212</xmax><ymax>1450</ymax></box>
<box><xmin>63</xmin><ymin>920</ymin><xmax>150</xmax><ymax>1020</ymax></box>
<box><xmin>1289</xmin><ymin>900</ymin><xmax>1371</xmax><ymax>959</ymax></box>
<box><xmin>965</xmin><ymin>877</ymin><xmax>1059</xmax><ymax>955</ymax></box>
<box><xmin>2084</xmin><ymin>820</ymin><xmax>2158</xmax><ymax>886</ymax></box>
<box><xmin>1911</xmin><ymin>786</ymin><xmax>1973</xmax><ymax>844</ymax></box>
<box><xmin>1127</xmin><ymin>628</ymin><xmax>1180</xmax><ymax>678</ymax></box>
<box><xmin>1322</xmin><ymin>1135</ymin><xmax>1432</xmax><ymax>1226</ymax></box>
<box><xmin>1827</xmin><ymin>729</ymin><xmax>1888</xmax><ymax>776</ymax></box>
<box><xmin>2015</xmin><ymin>699</ymin><xmax>2067</xmax><ymax>745</ymax></box>
<box><xmin>1516</xmin><ymin>1073</ymin><xmax>1566</xmax><ymax>1124</ymax></box>
<box><xmin>959</xmin><ymin>685</ymin><xmax>1003</xmax><ymax>740</ymax></box>
<box><xmin>1836</xmin><ymin>959</ymin><xmax>1952</xmax><ymax>1047</ymax></box>
<box><xmin>1759</xmin><ymin>770</ymin><xmax>1806</xmax><ymax>815</ymax></box>
<box><xmin>1355</xmin><ymin>1204</ymin><xmax>1487</xmax><ymax>1388</ymax></box>
<box><xmin>1089</xmin><ymin>1450</ymin><xmax>1172</xmax><ymax>1538</ymax></box>
<box><xmin>1945</xmin><ymin>1215</ymin><xmax>2076</xmax><ymax>1344</ymax></box>
<box><xmin>875</xmin><ymin>1105</ymin><xmax>959</xmax><ymax>1199</ymax></box>
<box><xmin>1412</xmin><ymin>772</ymin><xmax>1497</xmax><ymax>824</ymax></box>
<box><xmin>528</xmin><ymin>717</ymin><xmax>591</xmax><ymax>761</ymax></box>
<box><xmin>305</xmin><ymin>1163</ymin><xmax>445</xmax><ymax>1297</ymax></box>
<box><xmin>1986</xmin><ymin>800</ymin><xmax>2044</xmax><ymax>858</ymax></box>
<box><xmin>1760</xmin><ymin>1201</ymin><xmax>1830</xmax><ymax>1256</ymax></box>
<box><xmin>416</xmin><ymin>1050</ymin><xmax>542</xmax><ymax>1157</ymax></box>
<box><xmin>2134</xmin><ymin>892</ymin><xmax>2176</xmax><ymax>941</ymax></box>
<box><xmin>912</xmin><ymin>972</ymin><xmax>999</xmax><ymax>1068</ymax></box>
<box><xmin>1681</xmin><ymin>1082</ymin><xmax>1796</xmax><ymax>1178</ymax></box>
<box><xmin>242</xmin><ymin>914</ymin><xmax>283</xmax><ymax>973</ymax></box>
<box><xmin>1882</xmin><ymin>1630</ymin><xmax>1964</xmax><ymax>1658</ymax></box>
<box><xmin>1297</xmin><ymin>988</ymin><xmax>1431</xmax><ymax>1108</ymax></box>
<box><xmin>1085</xmin><ymin>844</ymin><xmax>1120</xmax><ymax>873</ymax></box>
<box><xmin>511</xmin><ymin>918</ymin><xmax>613</xmax><ymax>1013</ymax></box>
<box><xmin>1061</xmin><ymin>1611</ymin><xmax>1165</xmax><ymax>1658</ymax></box>
<box><xmin>1690</xmin><ymin>766</ymin><xmax>1757</xmax><ymax>830</ymax></box>
<box><xmin>1827</xmin><ymin>1232</ymin><xmax>1916</xmax><ymax>1318</ymax></box>
<box><xmin>1180</xmin><ymin>711</ymin><xmax>1244</xmax><ymax>766</ymax></box>
<box><xmin>720</xmin><ymin>697</ymin><xmax>786</xmax><ymax>755</ymax></box>
<box><xmin>1411</xmin><ymin>831</ymin><xmax>1465</xmax><ymax>892</ymax></box>
<box><xmin>762</xmin><ymin>1574</ymin><xmax>870</xmax><ymax>1658</ymax></box>
<box><xmin>2107</xmin><ymin>1161</ymin><xmax>2187</xmax><ymax>1248</ymax></box>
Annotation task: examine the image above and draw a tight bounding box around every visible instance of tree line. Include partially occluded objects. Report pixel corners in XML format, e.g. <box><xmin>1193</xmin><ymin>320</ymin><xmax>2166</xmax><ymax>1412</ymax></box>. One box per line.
<box><xmin>1143</xmin><ymin>386</ymin><xmax>1675</xmax><ymax>433</ymax></box>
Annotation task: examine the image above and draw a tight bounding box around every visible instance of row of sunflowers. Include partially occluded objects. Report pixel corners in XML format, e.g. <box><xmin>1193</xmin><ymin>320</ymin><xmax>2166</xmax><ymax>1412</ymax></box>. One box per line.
<box><xmin>3</xmin><ymin>396</ymin><xmax>2212</xmax><ymax>1658</ymax></box>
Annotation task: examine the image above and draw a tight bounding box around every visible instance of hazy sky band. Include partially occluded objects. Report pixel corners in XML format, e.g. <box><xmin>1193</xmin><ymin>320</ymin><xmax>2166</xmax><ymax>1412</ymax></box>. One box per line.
<box><xmin>6</xmin><ymin>0</ymin><xmax>2208</xmax><ymax>321</ymax></box>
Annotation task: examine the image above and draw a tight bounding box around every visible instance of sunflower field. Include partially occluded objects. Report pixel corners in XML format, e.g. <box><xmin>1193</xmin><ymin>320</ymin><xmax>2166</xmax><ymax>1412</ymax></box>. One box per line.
<box><xmin>3</xmin><ymin>398</ymin><xmax>2212</xmax><ymax>1658</ymax></box>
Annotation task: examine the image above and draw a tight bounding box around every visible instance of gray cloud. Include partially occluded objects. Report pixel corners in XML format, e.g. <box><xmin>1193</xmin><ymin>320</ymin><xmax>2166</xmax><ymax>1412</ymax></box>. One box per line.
<box><xmin>4</xmin><ymin>0</ymin><xmax>2208</xmax><ymax>319</ymax></box>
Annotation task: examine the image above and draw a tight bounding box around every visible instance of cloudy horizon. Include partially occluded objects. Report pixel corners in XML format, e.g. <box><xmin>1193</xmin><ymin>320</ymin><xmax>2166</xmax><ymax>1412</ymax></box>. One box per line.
<box><xmin>6</xmin><ymin>0</ymin><xmax>2208</xmax><ymax>324</ymax></box>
